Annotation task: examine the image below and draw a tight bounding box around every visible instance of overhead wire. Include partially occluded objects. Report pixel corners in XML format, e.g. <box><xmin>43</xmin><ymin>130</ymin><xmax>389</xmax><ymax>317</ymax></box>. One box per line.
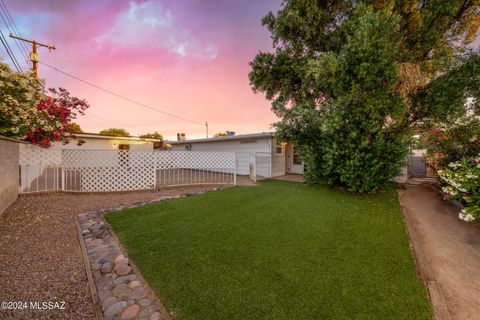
<box><xmin>87</xmin><ymin>113</ymin><xmax>131</xmax><ymax>128</ymax></box>
<box><xmin>0</xmin><ymin>9</ymin><xmax>28</xmax><ymax>66</ymax></box>
<box><xmin>39</xmin><ymin>60</ymin><xmax>206</xmax><ymax>127</ymax></box>
<box><xmin>0</xmin><ymin>0</ymin><xmax>30</xmax><ymax>56</ymax></box>
<box><xmin>1</xmin><ymin>0</ymin><xmax>207</xmax><ymax>131</ymax></box>
<box><xmin>0</xmin><ymin>0</ymin><xmax>29</xmax><ymax>68</ymax></box>
<box><xmin>0</xmin><ymin>29</ymin><xmax>21</xmax><ymax>71</ymax></box>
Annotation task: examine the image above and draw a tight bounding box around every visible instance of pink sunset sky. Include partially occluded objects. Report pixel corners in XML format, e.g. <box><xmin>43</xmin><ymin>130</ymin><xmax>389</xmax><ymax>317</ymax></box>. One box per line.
<box><xmin>2</xmin><ymin>1</ymin><xmax>479</xmax><ymax>140</ymax></box>
<box><xmin>2</xmin><ymin>0</ymin><xmax>282</xmax><ymax>140</ymax></box>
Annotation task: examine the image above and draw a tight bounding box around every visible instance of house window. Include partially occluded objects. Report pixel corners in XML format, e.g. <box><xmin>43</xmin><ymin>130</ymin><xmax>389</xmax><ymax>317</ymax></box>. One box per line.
<box><xmin>293</xmin><ymin>151</ymin><xmax>302</xmax><ymax>165</ymax></box>
<box><xmin>118</xmin><ymin>144</ymin><xmax>130</xmax><ymax>150</ymax></box>
<box><xmin>275</xmin><ymin>145</ymin><xmax>283</xmax><ymax>155</ymax></box>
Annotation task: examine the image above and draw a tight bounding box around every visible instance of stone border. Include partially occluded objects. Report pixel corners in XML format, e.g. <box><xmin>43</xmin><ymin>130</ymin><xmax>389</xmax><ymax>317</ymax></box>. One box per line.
<box><xmin>74</xmin><ymin>216</ymin><xmax>104</xmax><ymax>320</ymax></box>
<box><xmin>76</xmin><ymin>187</ymin><xmax>225</xmax><ymax>320</ymax></box>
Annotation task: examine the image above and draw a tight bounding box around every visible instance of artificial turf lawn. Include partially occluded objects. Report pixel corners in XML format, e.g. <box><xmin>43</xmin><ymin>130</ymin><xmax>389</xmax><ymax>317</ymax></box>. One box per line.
<box><xmin>106</xmin><ymin>180</ymin><xmax>432</xmax><ymax>320</ymax></box>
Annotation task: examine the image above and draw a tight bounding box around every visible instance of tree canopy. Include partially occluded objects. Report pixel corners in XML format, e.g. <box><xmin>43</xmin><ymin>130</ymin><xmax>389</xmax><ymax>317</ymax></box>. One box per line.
<box><xmin>250</xmin><ymin>0</ymin><xmax>480</xmax><ymax>192</ymax></box>
<box><xmin>213</xmin><ymin>132</ymin><xmax>228</xmax><ymax>138</ymax></box>
<box><xmin>140</xmin><ymin>131</ymin><xmax>163</xmax><ymax>140</ymax></box>
<box><xmin>99</xmin><ymin>128</ymin><xmax>131</xmax><ymax>137</ymax></box>
<box><xmin>67</xmin><ymin>122</ymin><xmax>83</xmax><ymax>133</ymax></box>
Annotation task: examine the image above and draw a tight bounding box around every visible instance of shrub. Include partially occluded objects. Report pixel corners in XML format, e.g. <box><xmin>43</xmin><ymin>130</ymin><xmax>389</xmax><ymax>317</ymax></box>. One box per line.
<box><xmin>438</xmin><ymin>155</ymin><xmax>480</xmax><ymax>222</ymax></box>
<box><xmin>0</xmin><ymin>62</ymin><xmax>89</xmax><ymax>147</ymax></box>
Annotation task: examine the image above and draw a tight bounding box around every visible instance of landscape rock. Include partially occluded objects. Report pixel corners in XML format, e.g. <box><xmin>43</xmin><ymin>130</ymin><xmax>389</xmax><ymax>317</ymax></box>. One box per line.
<box><xmin>115</xmin><ymin>254</ymin><xmax>128</xmax><ymax>264</ymax></box>
<box><xmin>150</xmin><ymin>312</ymin><xmax>163</xmax><ymax>320</ymax></box>
<box><xmin>101</xmin><ymin>262</ymin><xmax>113</xmax><ymax>273</ymax></box>
<box><xmin>102</xmin><ymin>296</ymin><xmax>117</xmax><ymax>311</ymax></box>
<box><xmin>128</xmin><ymin>280</ymin><xmax>141</xmax><ymax>290</ymax></box>
<box><xmin>138</xmin><ymin>298</ymin><xmax>151</xmax><ymax>307</ymax></box>
<box><xmin>112</xmin><ymin>283</ymin><xmax>131</xmax><ymax>299</ymax></box>
<box><xmin>98</xmin><ymin>289</ymin><xmax>111</xmax><ymax>301</ymax></box>
<box><xmin>131</xmin><ymin>287</ymin><xmax>147</xmax><ymax>300</ymax></box>
<box><xmin>114</xmin><ymin>275</ymin><xmax>136</xmax><ymax>285</ymax></box>
<box><xmin>115</xmin><ymin>264</ymin><xmax>132</xmax><ymax>276</ymax></box>
<box><xmin>139</xmin><ymin>305</ymin><xmax>155</xmax><ymax>318</ymax></box>
<box><xmin>92</xmin><ymin>229</ymin><xmax>105</xmax><ymax>237</ymax></box>
<box><xmin>104</xmin><ymin>301</ymin><xmax>128</xmax><ymax>317</ymax></box>
<box><xmin>99</xmin><ymin>257</ymin><xmax>112</xmax><ymax>264</ymax></box>
<box><xmin>120</xmin><ymin>304</ymin><xmax>140</xmax><ymax>320</ymax></box>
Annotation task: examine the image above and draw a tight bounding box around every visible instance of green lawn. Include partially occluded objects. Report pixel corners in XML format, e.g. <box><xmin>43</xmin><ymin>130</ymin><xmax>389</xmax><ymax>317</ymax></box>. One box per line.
<box><xmin>106</xmin><ymin>180</ymin><xmax>432</xmax><ymax>320</ymax></box>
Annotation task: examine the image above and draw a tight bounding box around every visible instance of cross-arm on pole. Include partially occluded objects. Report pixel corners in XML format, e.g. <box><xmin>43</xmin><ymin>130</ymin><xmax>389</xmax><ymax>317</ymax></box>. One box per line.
<box><xmin>9</xmin><ymin>33</ymin><xmax>56</xmax><ymax>78</ymax></box>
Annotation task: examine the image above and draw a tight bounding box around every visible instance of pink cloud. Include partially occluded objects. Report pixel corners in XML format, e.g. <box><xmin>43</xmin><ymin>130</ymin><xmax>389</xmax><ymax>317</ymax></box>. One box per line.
<box><xmin>5</xmin><ymin>0</ymin><xmax>282</xmax><ymax>139</ymax></box>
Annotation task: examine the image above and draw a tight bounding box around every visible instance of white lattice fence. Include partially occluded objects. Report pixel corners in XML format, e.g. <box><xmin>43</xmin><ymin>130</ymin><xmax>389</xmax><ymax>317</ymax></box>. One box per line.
<box><xmin>62</xmin><ymin>150</ymin><xmax>156</xmax><ymax>192</ymax></box>
<box><xmin>19</xmin><ymin>148</ymin><xmax>236</xmax><ymax>193</ymax></box>
<box><xmin>154</xmin><ymin>151</ymin><xmax>236</xmax><ymax>187</ymax></box>
<box><xmin>19</xmin><ymin>144</ymin><xmax>62</xmax><ymax>193</ymax></box>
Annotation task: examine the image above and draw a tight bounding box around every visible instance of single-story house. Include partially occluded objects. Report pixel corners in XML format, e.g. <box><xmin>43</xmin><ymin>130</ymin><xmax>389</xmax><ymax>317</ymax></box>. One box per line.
<box><xmin>168</xmin><ymin>132</ymin><xmax>304</xmax><ymax>177</ymax></box>
<box><xmin>51</xmin><ymin>132</ymin><xmax>162</xmax><ymax>150</ymax></box>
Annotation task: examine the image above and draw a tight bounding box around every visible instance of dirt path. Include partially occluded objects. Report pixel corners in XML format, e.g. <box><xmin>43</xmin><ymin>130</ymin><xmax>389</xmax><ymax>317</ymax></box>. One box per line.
<box><xmin>398</xmin><ymin>186</ymin><xmax>480</xmax><ymax>320</ymax></box>
<box><xmin>0</xmin><ymin>186</ymin><xmax>223</xmax><ymax>320</ymax></box>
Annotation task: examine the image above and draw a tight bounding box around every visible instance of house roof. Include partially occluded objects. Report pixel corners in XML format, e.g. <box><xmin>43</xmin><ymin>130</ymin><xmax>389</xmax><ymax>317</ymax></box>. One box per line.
<box><xmin>74</xmin><ymin>132</ymin><xmax>162</xmax><ymax>142</ymax></box>
<box><xmin>168</xmin><ymin>132</ymin><xmax>275</xmax><ymax>144</ymax></box>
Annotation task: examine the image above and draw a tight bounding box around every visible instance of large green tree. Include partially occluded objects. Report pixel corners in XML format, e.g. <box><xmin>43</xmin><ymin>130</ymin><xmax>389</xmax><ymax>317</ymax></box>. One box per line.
<box><xmin>250</xmin><ymin>0</ymin><xmax>480</xmax><ymax>192</ymax></box>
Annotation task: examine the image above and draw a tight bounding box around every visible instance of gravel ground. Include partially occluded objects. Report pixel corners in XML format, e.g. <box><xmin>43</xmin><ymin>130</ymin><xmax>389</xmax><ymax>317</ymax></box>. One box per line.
<box><xmin>0</xmin><ymin>186</ymin><xmax>223</xmax><ymax>320</ymax></box>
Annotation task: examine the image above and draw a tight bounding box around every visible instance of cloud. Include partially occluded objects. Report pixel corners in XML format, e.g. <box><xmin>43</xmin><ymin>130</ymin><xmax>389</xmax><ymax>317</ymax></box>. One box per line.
<box><xmin>95</xmin><ymin>1</ymin><xmax>217</xmax><ymax>60</ymax></box>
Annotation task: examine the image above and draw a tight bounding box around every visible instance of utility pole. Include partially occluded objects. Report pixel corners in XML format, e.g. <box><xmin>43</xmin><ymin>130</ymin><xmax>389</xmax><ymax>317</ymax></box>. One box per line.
<box><xmin>205</xmin><ymin>121</ymin><xmax>209</xmax><ymax>138</ymax></box>
<box><xmin>9</xmin><ymin>34</ymin><xmax>55</xmax><ymax>78</ymax></box>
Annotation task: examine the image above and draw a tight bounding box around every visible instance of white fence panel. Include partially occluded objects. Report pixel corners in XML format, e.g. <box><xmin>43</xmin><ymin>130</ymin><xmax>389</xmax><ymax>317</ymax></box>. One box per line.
<box><xmin>254</xmin><ymin>152</ymin><xmax>271</xmax><ymax>181</ymax></box>
<box><xmin>19</xmin><ymin>144</ymin><xmax>62</xmax><ymax>193</ymax></box>
<box><xmin>154</xmin><ymin>151</ymin><xmax>236</xmax><ymax>187</ymax></box>
<box><xmin>19</xmin><ymin>147</ymin><xmax>237</xmax><ymax>193</ymax></box>
<box><xmin>62</xmin><ymin>150</ymin><xmax>155</xmax><ymax>192</ymax></box>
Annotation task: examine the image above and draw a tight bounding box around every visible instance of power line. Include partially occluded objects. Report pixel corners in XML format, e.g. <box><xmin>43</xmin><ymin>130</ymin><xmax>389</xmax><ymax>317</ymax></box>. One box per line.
<box><xmin>82</xmin><ymin>116</ymin><xmax>109</xmax><ymax>128</ymax></box>
<box><xmin>0</xmin><ymin>29</ymin><xmax>21</xmax><ymax>71</ymax></box>
<box><xmin>87</xmin><ymin>113</ymin><xmax>131</xmax><ymax>127</ymax></box>
<box><xmin>0</xmin><ymin>0</ymin><xmax>29</xmax><ymax>57</ymax></box>
<box><xmin>0</xmin><ymin>8</ymin><xmax>28</xmax><ymax>67</ymax></box>
<box><xmin>39</xmin><ymin>60</ymin><xmax>206</xmax><ymax>126</ymax></box>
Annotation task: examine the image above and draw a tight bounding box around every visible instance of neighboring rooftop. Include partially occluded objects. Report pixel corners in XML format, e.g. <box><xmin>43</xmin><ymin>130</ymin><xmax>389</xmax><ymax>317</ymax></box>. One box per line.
<box><xmin>168</xmin><ymin>132</ymin><xmax>274</xmax><ymax>144</ymax></box>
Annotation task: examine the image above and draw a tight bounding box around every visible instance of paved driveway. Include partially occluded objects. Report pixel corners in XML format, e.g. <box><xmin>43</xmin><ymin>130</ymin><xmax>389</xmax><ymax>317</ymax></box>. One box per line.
<box><xmin>398</xmin><ymin>186</ymin><xmax>480</xmax><ymax>320</ymax></box>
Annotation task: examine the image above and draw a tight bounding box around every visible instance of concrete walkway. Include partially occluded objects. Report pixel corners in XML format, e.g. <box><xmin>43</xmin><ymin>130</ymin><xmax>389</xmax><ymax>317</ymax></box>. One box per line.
<box><xmin>398</xmin><ymin>186</ymin><xmax>480</xmax><ymax>320</ymax></box>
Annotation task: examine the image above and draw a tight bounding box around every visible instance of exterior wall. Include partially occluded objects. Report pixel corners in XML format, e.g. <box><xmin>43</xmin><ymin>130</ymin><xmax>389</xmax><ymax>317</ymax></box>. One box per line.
<box><xmin>172</xmin><ymin>137</ymin><xmax>273</xmax><ymax>175</ymax></box>
<box><xmin>52</xmin><ymin>138</ymin><xmax>154</xmax><ymax>150</ymax></box>
<box><xmin>0</xmin><ymin>137</ymin><xmax>20</xmax><ymax>215</ymax></box>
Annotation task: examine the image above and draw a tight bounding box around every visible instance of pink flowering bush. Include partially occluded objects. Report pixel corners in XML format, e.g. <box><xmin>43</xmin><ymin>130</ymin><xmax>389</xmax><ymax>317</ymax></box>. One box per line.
<box><xmin>0</xmin><ymin>61</ymin><xmax>88</xmax><ymax>147</ymax></box>
<box><xmin>438</xmin><ymin>155</ymin><xmax>480</xmax><ymax>222</ymax></box>
<box><xmin>24</xmin><ymin>88</ymin><xmax>89</xmax><ymax>147</ymax></box>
